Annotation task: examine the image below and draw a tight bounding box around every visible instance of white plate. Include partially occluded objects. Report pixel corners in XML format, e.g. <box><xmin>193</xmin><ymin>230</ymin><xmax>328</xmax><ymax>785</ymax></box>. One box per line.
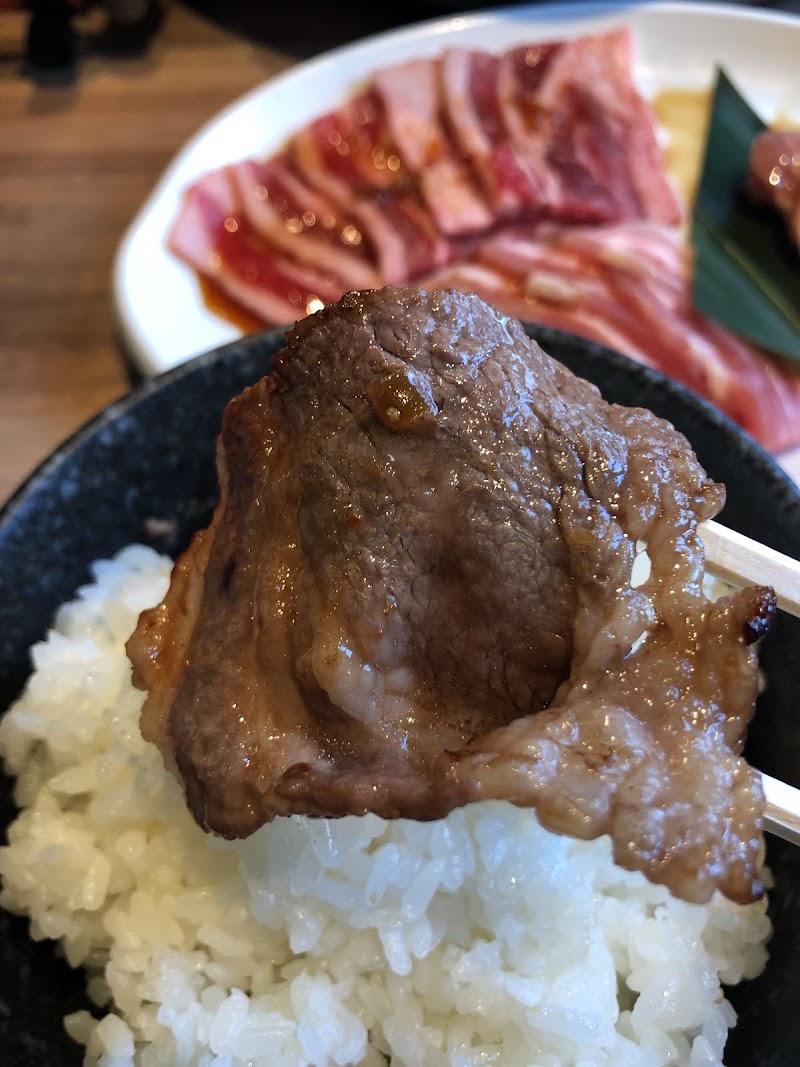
<box><xmin>113</xmin><ymin>0</ymin><xmax>800</xmax><ymax>377</ymax></box>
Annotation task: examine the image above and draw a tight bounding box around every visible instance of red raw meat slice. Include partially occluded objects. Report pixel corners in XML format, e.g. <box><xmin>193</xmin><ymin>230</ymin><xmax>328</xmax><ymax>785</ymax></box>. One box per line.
<box><xmin>291</xmin><ymin>90</ymin><xmax>451</xmax><ymax>281</ymax></box>
<box><xmin>382</xmin><ymin>194</ymin><xmax>452</xmax><ymax>277</ymax></box>
<box><xmin>427</xmin><ymin>259</ymin><xmax>657</xmax><ymax>365</ymax></box>
<box><xmin>559</xmin><ymin>224</ymin><xmax>800</xmax><ymax>450</ymax></box>
<box><xmin>477</xmin><ymin>229</ymin><xmax>668</xmax><ymax>361</ymax></box>
<box><xmin>497</xmin><ymin>31</ymin><xmax>681</xmax><ymax>225</ymax></box>
<box><xmin>168</xmin><ymin>170</ymin><xmax>344</xmax><ymax>327</ymax></box>
<box><xmin>442</xmin><ymin>48</ymin><xmax>559</xmax><ymax>217</ymax></box>
<box><xmin>167</xmin><ymin>33</ymin><xmax>800</xmax><ymax>454</ymax></box>
<box><xmin>373</xmin><ymin>58</ymin><xmax>494</xmax><ymax>235</ymax></box>
<box><xmin>558</xmin><ymin>32</ymin><xmax>682</xmax><ymax>225</ymax></box>
<box><xmin>292</xmin><ymin>111</ymin><xmax>366</xmax><ymax>203</ymax></box>
<box><xmin>545</xmin><ymin>84</ymin><xmax>638</xmax><ymax>222</ymax></box>
<box><xmin>557</xmin><ymin>223</ymin><xmax>686</xmax><ymax>307</ymax></box>
<box><xmin>747</xmin><ymin>130</ymin><xmax>800</xmax><ymax>248</ymax></box>
<box><xmin>230</xmin><ymin>157</ymin><xmax>380</xmax><ymax>290</ymax></box>
<box><xmin>495</xmin><ymin>42</ymin><xmax>561</xmax><ymax>166</ymax></box>
<box><xmin>702</xmin><ymin>320</ymin><xmax>800</xmax><ymax>453</ymax></box>
<box><xmin>294</xmin><ymin>90</ymin><xmax>406</xmax><ymax>196</ymax></box>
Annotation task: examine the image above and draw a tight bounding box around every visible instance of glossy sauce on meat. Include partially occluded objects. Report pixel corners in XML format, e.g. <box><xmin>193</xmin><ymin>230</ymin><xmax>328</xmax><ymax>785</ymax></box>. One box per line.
<box><xmin>127</xmin><ymin>287</ymin><xmax>774</xmax><ymax>905</ymax></box>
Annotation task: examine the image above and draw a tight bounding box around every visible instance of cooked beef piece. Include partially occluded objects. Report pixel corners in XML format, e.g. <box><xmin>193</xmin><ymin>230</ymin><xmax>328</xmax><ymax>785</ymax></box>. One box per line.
<box><xmin>127</xmin><ymin>287</ymin><xmax>774</xmax><ymax>905</ymax></box>
<box><xmin>747</xmin><ymin>129</ymin><xmax>800</xmax><ymax>250</ymax></box>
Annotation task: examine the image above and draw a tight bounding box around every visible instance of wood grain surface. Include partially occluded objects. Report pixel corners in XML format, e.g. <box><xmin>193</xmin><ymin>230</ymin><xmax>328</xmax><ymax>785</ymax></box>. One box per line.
<box><xmin>0</xmin><ymin>3</ymin><xmax>291</xmax><ymax>505</ymax></box>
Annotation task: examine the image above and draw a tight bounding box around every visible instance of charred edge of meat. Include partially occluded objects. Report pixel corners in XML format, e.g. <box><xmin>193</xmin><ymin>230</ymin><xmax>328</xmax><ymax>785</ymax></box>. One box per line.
<box><xmin>743</xmin><ymin>586</ymin><xmax>778</xmax><ymax>645</ymax></box>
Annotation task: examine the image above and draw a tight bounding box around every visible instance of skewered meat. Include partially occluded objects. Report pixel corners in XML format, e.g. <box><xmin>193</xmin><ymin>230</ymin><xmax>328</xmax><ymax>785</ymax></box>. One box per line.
<box><xmin>127</xmin><ymin>287</ymin><xmax>774</xmax><ymax>905</ymax></box>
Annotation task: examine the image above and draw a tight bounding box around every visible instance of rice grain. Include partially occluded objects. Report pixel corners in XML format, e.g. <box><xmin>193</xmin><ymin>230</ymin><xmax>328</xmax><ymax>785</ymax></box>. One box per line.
<box><xmin>0</xmin><ymin>546</ymin><xmax>771</xmax><ymax>1066</ymax></box>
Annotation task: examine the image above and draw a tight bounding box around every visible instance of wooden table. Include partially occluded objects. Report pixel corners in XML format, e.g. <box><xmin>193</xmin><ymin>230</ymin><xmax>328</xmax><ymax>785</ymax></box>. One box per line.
<box><xmin>0</xmin><ymin>3</ymin><xmax>293</xmax><ymax>506</ymax></box>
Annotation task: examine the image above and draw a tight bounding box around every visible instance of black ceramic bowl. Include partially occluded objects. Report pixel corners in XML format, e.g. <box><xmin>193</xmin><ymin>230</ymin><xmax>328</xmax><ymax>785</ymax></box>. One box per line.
<box><xmin>1</xmin><ymin>326</ymin><xmax>800</xmax><ymax>1065</ymax></box>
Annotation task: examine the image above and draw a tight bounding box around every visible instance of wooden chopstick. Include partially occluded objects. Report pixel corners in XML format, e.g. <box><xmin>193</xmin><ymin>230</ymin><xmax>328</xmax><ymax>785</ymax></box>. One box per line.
<box><xmin>762</xmin><ymin>773</ymin><xmax>800</xmax><ymax>848</ymax></box>
<box><xmin>701</xmin><ymin>519</ymin><xmax>800</xmax><ymax>617</ymax></box>
<box><xmin>700</xmin><ymin>520</ymin><xmax>800</xmax><ymax>849</ymax></box>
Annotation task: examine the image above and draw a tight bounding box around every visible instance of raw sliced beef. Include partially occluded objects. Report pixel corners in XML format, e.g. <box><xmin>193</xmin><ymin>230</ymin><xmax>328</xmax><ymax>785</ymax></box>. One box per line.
<box><xmin>168</xmin><ymin>169</ymin><xmax>343</xmax><ymax>326</ymax></box>
<box><xmin>230</xmin><ymin>157</ymin><xmax>380</xmax><ymax>290</ymax></box>
<box><xmin>373</xmin><ymin>58</ymin><xmax>494</xmax><ymax>235</ymax></box>
<box><xmin>165</xmin><ymin>31</ymin><xmax>800</xmax><ymax>454</ymax></box>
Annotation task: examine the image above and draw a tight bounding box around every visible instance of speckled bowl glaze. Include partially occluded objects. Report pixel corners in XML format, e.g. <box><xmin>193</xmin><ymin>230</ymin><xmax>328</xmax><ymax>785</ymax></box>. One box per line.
<box><xmin>1</xmin><ymin>326</ymin><xmax>799</xmax><ymax>1065</ymax></box>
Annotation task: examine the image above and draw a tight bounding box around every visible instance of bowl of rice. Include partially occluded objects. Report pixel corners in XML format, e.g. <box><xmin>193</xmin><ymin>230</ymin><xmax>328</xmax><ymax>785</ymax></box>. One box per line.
<box><xmin>1</xmin><ymin>325</ymin><xmax>799</xmax><ymax>1067</ymax></box>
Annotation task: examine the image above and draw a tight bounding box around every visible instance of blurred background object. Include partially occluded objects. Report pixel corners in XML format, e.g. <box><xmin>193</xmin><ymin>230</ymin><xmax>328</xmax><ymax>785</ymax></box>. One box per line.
<box><xmin>181</xmin><ymin>0</ymin><xmax>800</xmax><ymax>58</ymax></box>
<box><xmin>4</xmin><ymin>0</ymin><xmax>164</xmax><ymax>85</ymax></box>
<box><xmin>0</xmin><ymin>0</ymin><xmax>288</xmax><ymax>505</ymax></box>
<box><xmin>4</xmin><ymin>0</ymin><xmax>800</xmax><ymax>82</ymax></box>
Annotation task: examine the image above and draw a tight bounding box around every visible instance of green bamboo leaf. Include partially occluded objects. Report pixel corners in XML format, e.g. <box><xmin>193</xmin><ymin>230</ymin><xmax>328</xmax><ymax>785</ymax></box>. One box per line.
<box><xmin>691</xmin><ymin>68</ymin><xmax>800</xmax><ymax>362</ymax></box>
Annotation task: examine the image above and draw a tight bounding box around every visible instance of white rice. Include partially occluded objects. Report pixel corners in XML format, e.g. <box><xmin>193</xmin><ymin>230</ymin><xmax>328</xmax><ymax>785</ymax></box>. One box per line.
<box><xmin>0</xmin><ymin>545</ymin><xmax>771</xmax><ymax>1067</ymax></box>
